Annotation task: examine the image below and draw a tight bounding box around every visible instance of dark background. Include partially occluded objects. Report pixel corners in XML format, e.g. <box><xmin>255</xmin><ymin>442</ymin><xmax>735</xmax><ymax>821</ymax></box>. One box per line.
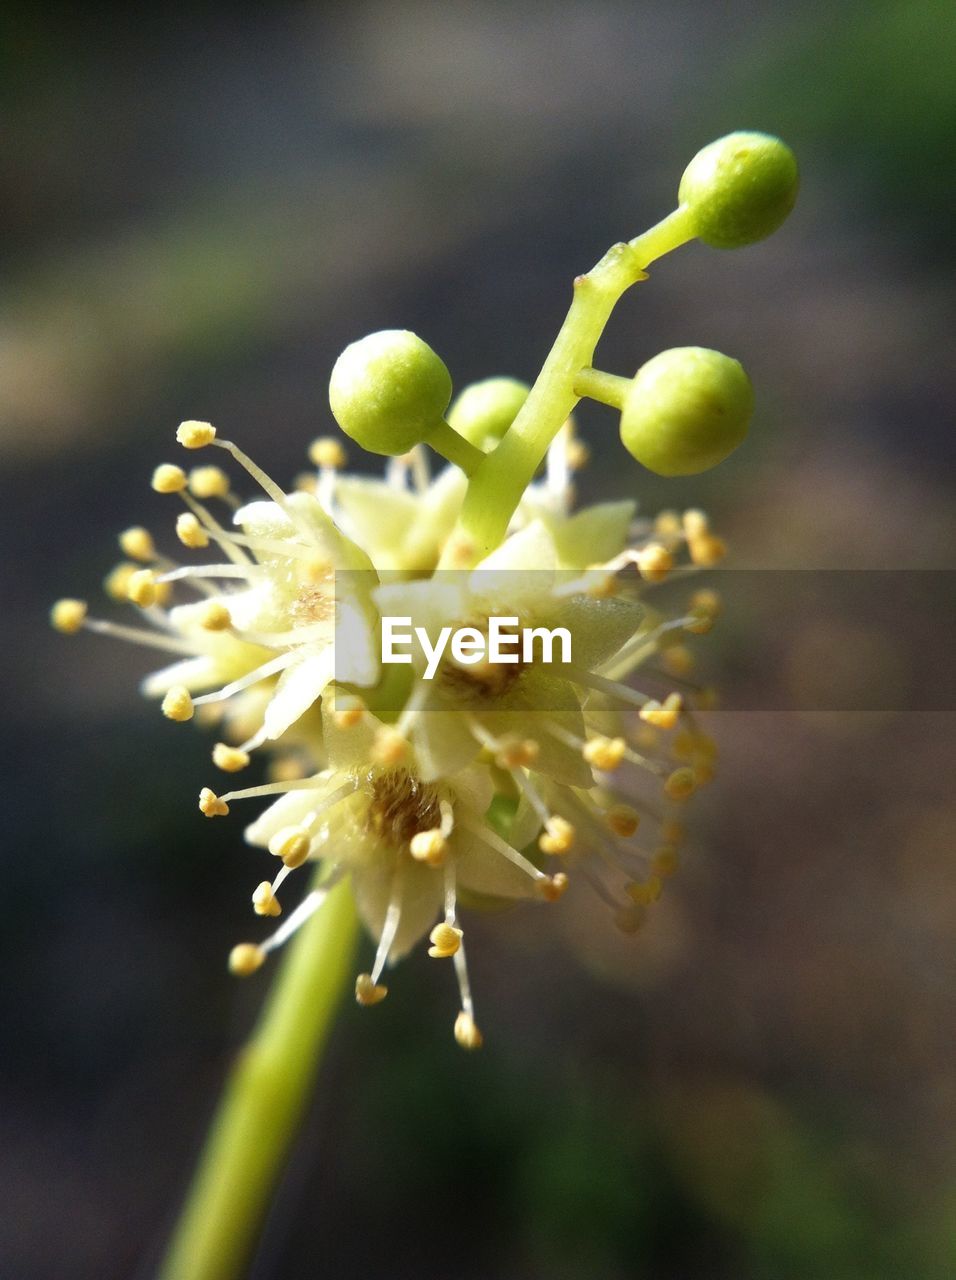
<box><xmin>2</xmin><ymin>3</ymin><xmax>954</xmax><ymax>1277</ymax></box>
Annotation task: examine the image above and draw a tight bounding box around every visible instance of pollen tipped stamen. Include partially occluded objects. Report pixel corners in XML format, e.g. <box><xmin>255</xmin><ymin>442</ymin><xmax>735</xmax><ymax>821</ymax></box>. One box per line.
<box><xmin>369</xmin><ymin>869</ymin><xmax>404</xmax><ymax>987</ymax></box>
<box><xmin>80</xmin><ymin>617</ymin><xmax>200</xmax><ymax>656</ymax></box>
<box><xmin>261</xmin><ymin>880</ymin><xmax>339</xmax><ymax>954</ymax></box>
<box><xmin>211</xmin><ymin>438</ymin><xmax>322</xmax><ymax>547</ymax></box>
<box><xmin>191</xmin><ymin>653</ymin><xmax>296</xmax><ymax>708</ymax></box>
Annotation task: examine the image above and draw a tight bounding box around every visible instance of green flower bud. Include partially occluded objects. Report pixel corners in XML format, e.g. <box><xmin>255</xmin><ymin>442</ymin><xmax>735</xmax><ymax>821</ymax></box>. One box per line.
<box><xmin>678</xmin><ymin>132</ymin><xmax>798</xmax><ymax>249</ymax></box>
<box><xmin>620</xmin><ymin>347</ymin><xmax>753</xmax><ymax>476</ymax></box>
<box><xmin>447</xmin><ymin>377</ymin><xmax>530</xmax><ymax>450</ymax></box>
<box><xmin>329</xmin><ymin>329</ymin><xmax>453</xmax><ymax>456</ymax></box>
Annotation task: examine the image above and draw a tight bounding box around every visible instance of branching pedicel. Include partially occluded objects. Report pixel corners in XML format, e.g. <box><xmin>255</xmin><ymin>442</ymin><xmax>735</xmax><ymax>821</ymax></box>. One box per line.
<box><xmin>53</xmin><ymin>133</ymin><xmax>797</xmax><ymax>1051</ymax></box>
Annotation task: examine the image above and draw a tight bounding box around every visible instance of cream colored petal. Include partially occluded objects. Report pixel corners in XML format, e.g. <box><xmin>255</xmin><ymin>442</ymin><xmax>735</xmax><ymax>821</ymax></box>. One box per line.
<box><xmin>351</xmin><ymin>860</ymin><xmax>444</xmax><ymax>962</ymax></box>
<box><xmin>264</xmin><ymin>649</ymin><xmax>336</xmax><ymax>740</ymax></box>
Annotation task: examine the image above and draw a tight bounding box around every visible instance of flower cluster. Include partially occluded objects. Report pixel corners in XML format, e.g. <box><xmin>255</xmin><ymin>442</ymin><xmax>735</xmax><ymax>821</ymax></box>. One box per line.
<box><xmin>53</xmin><ymin>132</ymin><xmax>796</xmax><ymax>1047</ymax></box>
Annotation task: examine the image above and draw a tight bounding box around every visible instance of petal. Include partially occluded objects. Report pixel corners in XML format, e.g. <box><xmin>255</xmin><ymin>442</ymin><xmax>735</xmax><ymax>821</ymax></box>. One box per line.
<box><xmin>264</xmin><ymin>649</ymin><xmax>336</xmax><ymax>739</ymax></box>
<box><xmin>351</xmin><ymin>861</ymin><xmax>444</xmax><ymax>962</ymax></box>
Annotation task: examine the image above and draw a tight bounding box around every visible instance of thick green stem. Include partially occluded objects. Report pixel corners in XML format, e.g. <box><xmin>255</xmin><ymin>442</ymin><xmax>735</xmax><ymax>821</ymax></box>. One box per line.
<box><xmin>445</xmin><ymin>206</ymin><xmax>695</xmax><ymax>564</ymax></box>
<box><xmin>159</xmin><ymin>876</ymin><xmax>359</xmax><ymax>1280</ymax></box>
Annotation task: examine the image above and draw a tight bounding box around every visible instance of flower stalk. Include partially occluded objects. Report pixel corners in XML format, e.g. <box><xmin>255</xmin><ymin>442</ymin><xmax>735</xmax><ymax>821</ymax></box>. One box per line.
<box><xmin>158</xmin><ymin>875</ymin><xmax>359</xmax><ymax>1280</ymax></box>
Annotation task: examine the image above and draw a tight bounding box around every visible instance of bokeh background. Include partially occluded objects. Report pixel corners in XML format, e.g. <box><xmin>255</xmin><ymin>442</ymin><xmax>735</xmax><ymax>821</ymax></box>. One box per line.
<box><xmin>3</xmin><ymin>3</ymin><xmax>954</xmax><ymax>1277</ymax></box>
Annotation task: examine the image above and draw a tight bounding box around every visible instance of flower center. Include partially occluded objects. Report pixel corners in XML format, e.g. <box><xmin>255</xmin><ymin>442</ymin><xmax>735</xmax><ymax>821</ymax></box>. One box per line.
<box><xmin>366</xmin><ymin>770</ymin><xmax>442</xmax><ymax>847</ymax></box>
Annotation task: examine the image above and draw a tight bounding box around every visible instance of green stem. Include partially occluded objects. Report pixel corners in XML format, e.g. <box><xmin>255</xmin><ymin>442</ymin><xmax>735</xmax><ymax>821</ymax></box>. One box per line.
<box><xmin>426</xmin><ymin>419</ymin><xmax>484</xmax><ymax>476</ymax></box>
<box><xmin>572</xmin><ymin>367</ymin><xmax>630</xmax><ymax>409</ymax></box>
<box><xmin>159</xmin><ymin>875</ymin><xmax>359</xmax><ymax>1280</ymax></box>
<box><xmin>445</xmin><ymin>206</ymin><xmax>695</xmax><ymax>563</ymax></box>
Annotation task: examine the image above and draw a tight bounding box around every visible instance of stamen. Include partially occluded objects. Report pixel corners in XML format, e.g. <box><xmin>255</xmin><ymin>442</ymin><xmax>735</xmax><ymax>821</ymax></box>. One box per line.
<box><xmin>252</xmin><ymin>881</ymin><xmax>281</xmax><ymax>917</ymax></box>
<box><xmin>261</xmin><ymin>879</ymin><xmax>340</xmax><ymax>954</ymax></box>
<box><xmin>267</xmin><ymin>827</ymin><xmax>312</xmax><ymax>869</ymax></box>
<box><xmin>189</xmin><ymin>466</ymin><xmax>231</xmax><ymax>500</ymax></box>
<box><xmin>176</xmin><ymin>420</ymin><xmax>217</xmax><ymax>449</ymax></box>
<box><xmin>162</xmin><ymin>686</ymin><xmax>194</xmax><ymax>722</ymax></box>
<box><xmin>127</xmin><ymin>568</ymin><xmax>160</xmax><ymax>608</ymax></box>
<box><xmin>176</xmin><ymin>512</ymin><xmax>210</xmax><ymax>549</ymax></box>
<box><xmin>211</xmin><ymin>438</ymin><xmax>320</xmax><ymax>545</ymax></box>
<box><xmin>663</xmin><ymin>767</ymin><xmax>697</xmax><ymax>801</ymax></box>
<box><xmin>81</xmin><ymin>617</ymin><xmax>199</xmax><ymax>655</ymax></box>
<box><xmin>119</xmin><ymin>527</ymin><xmax>156</xmax><ymax>562</ymax></box>
<box><xmin>355</xmin><ymin>973</ymin><xmax>388</xmax><ymax>1005</ymax></box>
<box><xmin>428</xmin><ymin>922</ymin><xmax>462</xmax><ymax>958</ymax></box>
<box><xmin>409</xmin><ymin>829</ymin><xmax>448</xmax><ymax>867</ymax></box>
<box><xmin>369</xmin><ymin>869</ymin><xmax>404</xmax><ymax>986</ymax></box>
<box><xmin>454</xmin><ymin>1011</ymin><xmax>483</xmax><ymax>1050</ymax></box>
<box><xmin>199</xmin><ymin>788</ymin><xmax>230</xmax><ymax>817</ymax></box>
<box><xmin>191</xmin><ymin>653</ymin><xmax>295</xmax><ymax>707</ymax></box>
<box><xmin>539</xmin><ymin>816</ymin><xmax>575</xmax><ymax>855</ymax></box>
<box><xmin>228</xmin><ymin>942</ymin><xmax>265</xmax><ymax>976</ymax></box>
<box><xmin>212</xmin><ymin>742</ymin><xmax>250</xmax><ymax>772</ymax></box>
<box><xmin>50</xmin><ymin>599</ymin><xmax>88</xmax><ymax>634</ymax></box>
<box><xmin>458</xmin><ymin>813</ymin><xmax>549</xmax><ymax>886</ymax></box>
<box><xmin>152</xmin><ymin>464</ymin><xmax>188</xmax><ymax>494</ymax></box>
<box><xmin>197</xmin><ymin>601</ymin><xmax>232</xmax><ymax>631</ymax></box>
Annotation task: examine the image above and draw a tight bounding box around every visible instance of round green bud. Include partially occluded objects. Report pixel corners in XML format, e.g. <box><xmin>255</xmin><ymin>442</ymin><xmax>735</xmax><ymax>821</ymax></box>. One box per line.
<box><xmin>620</xmin><ymin>347</ymin><xmax>753</xmax><ymax>476</ymax></box>
<box><xmin>328</xmin><ymin>329</ymin><xmax>452</xmax><ymax>456</ymax></box>
<box><xmin>447</xmin><ymin>377</ymin><xmax>530</xmax><ymax>450</ymax></box>
<box><xmin>678</xmin><ymin>132</ymin><xmax>798</xmax><ymax>249</ymax></box>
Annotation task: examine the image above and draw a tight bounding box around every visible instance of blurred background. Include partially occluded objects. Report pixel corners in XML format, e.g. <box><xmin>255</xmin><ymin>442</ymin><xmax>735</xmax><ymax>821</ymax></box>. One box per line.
<box><xmin>2</xmin><ymin>2</ymin><xmax>954</xmax><ymax>1276</ymax></box>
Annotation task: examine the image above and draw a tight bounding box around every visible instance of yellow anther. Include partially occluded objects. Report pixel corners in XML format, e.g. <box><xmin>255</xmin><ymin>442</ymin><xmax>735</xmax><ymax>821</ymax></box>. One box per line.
<box><xmin>293</xmin><ymin>472</ymin><xmax>318</xmax><ymax>495</ymax></box>
<box><xmin>268</xmin><ymin>827</ymin><xmax>311</xmax><ymax>869</ymax></box>
<box><xmin>682</xmin><ymin>509</ymin><xmax>709</xmax><ymax>538</ymax></box>
<box><xmin>538</xmin><ymin>816</ymin><xmax>576</xmax><ymax>855</ymax></box>
<box><xmin>355</xmin><ymin>973</ymin><xmax>388</xmax><ymax>1006</ymax></box>
<box><xmin>267</xmin><ymin>756</ymin><xmax>308</xmax><ymax>782</ymax></box>
<box><xmin>176</xmin><ymin>512</ymin><xmax>210</xmax><ymax>549</ymax></box>
<box><xmin>162</xmin><ymin>686</ymin><xmax>194</xmax><ymax>722</ymax></box>
<box><xmin>691</xmin><ymin>588</ymin><xmax>721</xmax><ymax>618</ymax></box>
<box><xmin>662</xmin><ymin>644</ymin><xmax>695</xmax><ymax>678</ymax></box>
<box><xmin>694</xmin><ymin>734</ymin><xmax>718</xmax><ymax>761</ymax></box>
<box><xmin>693</xmin><ymin>761</ymin><xmax>716</xmax><ymax>786</ymax></box>
<box><xmin>252</xmin><ymin>881</ymin><xmax>282</xmax><ymax>918</ymax></box>
<box><xmin>371</xmin><ymin>726</ymin><xmax>409</xmax><ymax>766</ymax></box>
<box><xmin>583</xmin><ymin>736</ymin><xmax>626</xmax><ymax>772</ymax></box>
<box><xmin>333</xmin><ymin>698</ymin><xmax>365</xmax><ymax>729</ymax></box>
<box><xmin>103</xmin><ymin>562</ymin><xmax>137</xmax><ymax>600</ymax></box>
<box><xmin>639</xmin><ymin>692</ymin><xmax>683</xmax><ymax>730</ymax></box>
<box><xmin>188</xmin><ymin>465</ymin><xmax>230</xmax><ymax>499</ymax></box>
<box><xmin>606</xmin><ymin>804</ymin><xmax>640</xmax><ymax>838</ymax></box>
<box><xmin>118</xmin><ymin>526</ymin><xmax>155</xmax><ymax>561</ymax></box>
<box><xmin>308</xmin><ymin>436</ymin><xmax>348</xmax><ymax>469</ymax></box>
<box><xmin>409</xmin><ymin>828</ymin><xmax>448</xmax><ymax>867</ymax></box>
<box><xmin>176</xmin><ymin>419</ymin><xmax>216</xmax><ymax>449</ymax></box>
<box><xmin>151</xmin><ymin>463</ymin><xmax>188</xmax><ymax>494</ymax></box>
<box><xmin>50</xmin><ymin>598</ymin><xmax>87</xmax><ymax>634</ymax></box>
<box><xmin>637</xmin><ymin>543</ymin><xmax>674</xmax><ymax>583</ymax></box>
<box><xmin>428</xmin><ymin>922</ymin><xmax>463</xmax><ymax>958</ymax></box>
<box><xmin>454</xmin><ymin>1010</ymin><xmax>483</xmax><ymax>1050</ymax></box>
<box><xmin>652</xmin><ymin>846</ymin><xmax>680</xmax><ymax>877</ymax></box>
<box><xmin>661</xmin><ymin>819</ymin><xmax>685</xmax><ymax>845</ymax></box>
<box><xmin>212</xmin><ymin>742</ymin><xmax>250</xmax><ymax>772</ymax></box>
<box><xmin>538</xmin><ymin>872</ymin><xmax>569</xmax><ymax>902</ymax></box>
<box><xmin>228</xmin><ymin>942</ymin><xmax>266</xmax><ymax>976</ymax></box>
<box><xmin>585</xmin><ymin>570</ymin><xmax>619</xmax><ymax>600</ymax></box>
<box><xmin>495</xmin><ymin>737</ymin><xmax>539</xmax><ymax>769</ymax></box>
<box><xmin>614</xmin><ymin>904</ymin><xmax>647</xmax><ymax>934</ymax></box>
<box><xmin>127</xmin><ymin>568</ymin><xmax>159</xmax><ymax>608</ymax></box>
<box><xmin>664</xmin><ymin>767</ymin><xmax>697</xmax><ymax>802</ymax></box>
<box><xmin>565</xmin><ymin>437</ymin><xmax>590</xmax><ymax>470</ymax></box>
<box><xmin>687</xmin><ymin>533</ymin><xmax>727</xmax><ymax>567</ymax></box>
<box><xmin>199</xmin><ymin>787</ymin><xmax>230</xmax><ymax>817</ymax></box>
<box><xmin>654</xmin><ymin>509</ymin><xmax>682</xmax><ymax>538</ymax></box>
<box><xmin>198</xmin><ymin>601</ymin><xmax>232</xmax><ymax>631</ymax></box>
<box><xmin>627</xmin><ymin>875</ymin><xmax>663</xmax><ymax>906</ymax></box>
